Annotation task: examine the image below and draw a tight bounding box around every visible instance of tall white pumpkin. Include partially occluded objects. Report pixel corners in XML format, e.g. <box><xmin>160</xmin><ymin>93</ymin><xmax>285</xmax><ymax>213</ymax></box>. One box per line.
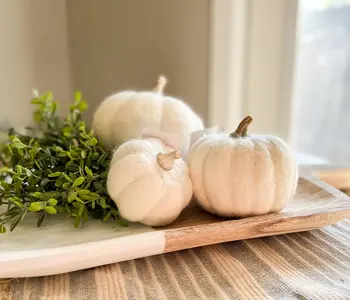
<box><xmin>188</xmin><ymin>116</ymin><xmax>298</xmax><ymax>218</ymax></box>
<box><xmin>107</xmin><ymin>138</ymin><xmax>193</xmax><ymax>226</ymax></box>
<box><xmin>92</xmin><ymin>76</ymin><xmax>203</xmax><ymax>153</ymax></box>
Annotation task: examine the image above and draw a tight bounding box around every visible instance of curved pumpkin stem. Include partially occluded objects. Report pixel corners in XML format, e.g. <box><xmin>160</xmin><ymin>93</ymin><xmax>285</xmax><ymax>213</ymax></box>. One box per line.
<box><xmin>157</xmin><ymin>150</ymin><xmax>181</xmax><ymax>171</ymax></box>
<box><xmin>154</xmin><ymin>75</ymin><xmax>168</xmax><ymax>95</ymax></box>
<box><xmin>230</xmin><ymin>116</ymin><xmax>253</xmax><ymax>138</ymax></box>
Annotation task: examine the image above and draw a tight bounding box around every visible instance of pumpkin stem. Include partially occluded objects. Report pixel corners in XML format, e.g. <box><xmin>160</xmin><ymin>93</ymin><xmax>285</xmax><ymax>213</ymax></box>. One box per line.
<box><xmin>154</xmin><ymin>75</ymin><xmax>168</xmax><ymax>94</ymax></box>
<box><xmin>157</xmin><ymin>150</ymin><xmax>181</xmax><ymax>171</ymax></box>
<box><xmin>230</xmin><ymin>116</ymin><xmax>253</xmax><ymax>138</ymax></box>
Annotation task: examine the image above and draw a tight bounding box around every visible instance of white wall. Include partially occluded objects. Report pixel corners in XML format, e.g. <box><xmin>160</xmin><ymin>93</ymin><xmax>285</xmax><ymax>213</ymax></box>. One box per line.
<box><xmin>0</xmin><ymin>0</ymin><xmax>72</xmax><ymax>128</ymax></box>
<box><xmin>208</xmin><ymin>0</ymin><xmax>299</xmax><ymax>139</ymax></box>
<box><xmin>67</xmin><ymin>0</ymin><xmax>210</xmax><ymax>124</ymax></box>
<box><xmin>0</xmin><ymin>0</ymin><xmax>210</xmax><ymax>128</ymax></box>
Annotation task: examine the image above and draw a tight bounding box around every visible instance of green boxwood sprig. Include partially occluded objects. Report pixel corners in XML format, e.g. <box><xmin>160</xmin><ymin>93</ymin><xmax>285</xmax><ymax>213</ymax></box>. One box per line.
<box><xmin>0</xmin><ymin>90</ymin><xmax>126</xmax><ymax>233</ymax></box>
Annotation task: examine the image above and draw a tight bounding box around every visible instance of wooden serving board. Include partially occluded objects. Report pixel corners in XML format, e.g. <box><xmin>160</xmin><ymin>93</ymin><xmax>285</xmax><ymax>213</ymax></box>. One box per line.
<box><xmin>1</xmin><ymin>174</ymin><xmax>350</xmax><ymax>278</ymax></box>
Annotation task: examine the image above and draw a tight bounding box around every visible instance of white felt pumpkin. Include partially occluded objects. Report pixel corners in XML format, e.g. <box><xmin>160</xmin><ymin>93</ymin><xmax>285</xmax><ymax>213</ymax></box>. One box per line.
<box><xmin>107</xmin><ymin>138</ymin><xmax>193</xmax><ymax>226</ymax></box>
<box><xmin>91</xmin><ymin>75</ymin><xmax>203</xmax><ymax>153</ymax></box>
<box><xmin>188</xmin><ymin>116</ymin><xmax>298</xmax><ymax>218</ymax></box>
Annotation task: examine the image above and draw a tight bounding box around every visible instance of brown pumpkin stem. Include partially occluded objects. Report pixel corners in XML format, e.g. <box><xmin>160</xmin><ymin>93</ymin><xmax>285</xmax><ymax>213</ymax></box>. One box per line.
<box><xmin>229</xmin><ymin>116</ymin><xmax>253</xmax><ymax>138</ymax></box>
<box><xmin>153</xmin><ymin>75</ymin><xmax>167</xmax><ymax>94</ymax></box>
<box><xmin>157</xmin><ymin>150</ymin><xmax>181</xmax><ymax>171</ymax></box>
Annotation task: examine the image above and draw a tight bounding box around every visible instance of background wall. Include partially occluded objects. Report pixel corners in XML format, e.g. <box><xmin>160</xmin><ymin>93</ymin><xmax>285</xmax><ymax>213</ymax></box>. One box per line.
<box><xmin>67</xmin><ymin>0</ymin><xmax>210</xmax><ymax>125</ymax></box>
<box><xmin>0</xmin><ymin>0</ymin><xmax>209</xmax><ymax>128</ymax></box>
<box><xmin>0</xmin><ymin>0</ymin><xmax>72</xmax><ymax>128</ymax></box>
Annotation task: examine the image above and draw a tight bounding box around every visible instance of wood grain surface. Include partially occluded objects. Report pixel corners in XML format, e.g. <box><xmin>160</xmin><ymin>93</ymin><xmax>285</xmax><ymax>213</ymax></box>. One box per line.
<box><xmin>1</xmin><ymin>165</ymin><xmax>350</xmax><ymax>280</ymax></box>
<box><xmin>314</xmin><ymin>168</ymin><xmax>350</xmax><ymax>190</ymax></box>
<box><xmin>299</xmin><ymin>164</ymin><xmax>350</xmax><ymax>190</ymax></box>
<box><xmin>162</xmin><ymin>176</ymin><xmax>350</xmax><ymax>252</ymax></box>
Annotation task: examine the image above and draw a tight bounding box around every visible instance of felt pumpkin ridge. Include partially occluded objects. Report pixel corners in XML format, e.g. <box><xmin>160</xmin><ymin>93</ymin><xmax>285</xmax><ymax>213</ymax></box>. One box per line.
<box><xmin>188</xmin><ymin>116</ymin><xmax>298</xmax><ymax>218</ymax></box>
<box><xmin>92</xmin><ymin>74</ymin><xmax>203</xmax><ymax>153</ymax></box>
<box><xmin>229</xmin><ymin>116</ymin><xmax>253</xmax><ymax>138</ymax></box>
<box><xmin>107</xmin><ymin>138</ymin><xmax>193</xmax><ymax>227</ymax></box>
<box><xmin>157</xmin><ymin>150</ymin><xmax>182</xmax><ymax>171</ymax></box>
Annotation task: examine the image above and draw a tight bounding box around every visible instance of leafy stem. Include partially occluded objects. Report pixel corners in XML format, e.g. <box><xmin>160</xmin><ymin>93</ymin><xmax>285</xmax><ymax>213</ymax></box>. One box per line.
<box><xmin>0</xmin><ymin>90</ymin><xmax>126</xmax><ymax>233</ymax></box>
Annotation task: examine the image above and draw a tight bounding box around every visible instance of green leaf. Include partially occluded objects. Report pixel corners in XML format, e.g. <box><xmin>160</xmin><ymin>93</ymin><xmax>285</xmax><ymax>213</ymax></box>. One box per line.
<box><xmin>78</xmin><ymin>189</ymin><xmax>90</xmax><ymax>195</ymax></box>
<box><xmin>14</xmin><ymin>202</ymin><xmax>24</xmax><ymax>208</ymax></box>
<box><xmin>10</xmin><ymin>198</ymin><xmax>24</xmax><ymax>208</ymax></box>
<box><xmin>78</xmin><ymin>122</ymin><xmax>85</xmax><ymax>131</ymax></box>
<box><xmin>62</xmin><ymin>182</ymin><xmax>71</xmax><ymax>190</ymax></box>
<box><xmin>70</xmin><ymin>148</ymin><xmax>78</xmax><ymax>156</ymax></box>
<box><xmin>48</xmin><ymin>172</ymin><xmax>62</xmax><ymax>178</ymax></box>
<box><xmin>79</xmin><ymin>193</ymin><xmax>100</xmax><ymax>201</ymax></box>
<box><xmin>69</xmin><ymin>172</ymin><xmax>77</xmax><ymax>181</ymax></box>
<box><xmin>56</xmin><ymin>151</ymin><xmax>67</xmax><ymax>158</ymax></box>
<box><xmin>74</xmin><ymin>216</ymin><xmax>81</xmax><ymax>228</ymax></box>
<box><xmin>44</xmin><ymin>191</ymin><xmax>61</xmax><ymax>199</ymax></box>
<box><xmin>0</xmin><ymin>167</ymin><xmax>10</xmax><ymax>173</ymax></box>
<box><xmin>100</xmin><ymin>198</ymin><xmax>107</xmax><ymax>209</ymax></box>
<box><xmin>73</xmin><ymin>177</ymin><xmax>85</xmax><ymax>188</ymax></box>
<box><xmin>62</xmin><ymin>126</ymin><xmax>73</xmax><ymax>137</ymax></box>
<box><xmin>75</xmin><ymin>197</ymin><xmax>84</xmax><ymax>204</ymax></box>
<box><xmin>68</xmin><ymin>192</ymin><xmax>77</xmax><ymax>203</ymax></box>
<box><xmin>78</xmin><ymin>205</ymin><xmax>84</xmax><ymax>216</ymax></box>
<box><xmin>66</xmin><ymin>162</ymin><xmax>79</xmax><ymax>172</ymax></box>
<box><xmin>32</xmin><ymin>192</ymin><xmax>47</xmax><ymax>201</ymax></box>
<box><xmin>15</xmin><ymin>165</ymin><xmax>23</xmax><ymax>174</ymax></box>
<box><xmin>40</xmin><ymin>178</ymin><xmax>50</xmax><ymax>187</ymax></box>
<box><xmin>88</xmin><ymin>138</ymin><xmax>98</xmax><ymax>146</ymax></box>
<box><xmin>66</xmin><ymin>151</ymin><xmax>73</xmax><ymax>159</ymax></box>
<box><xmin>52</xmin><ymin>102</ymin><xmax>58</xmax><ymax>114</ymax></box>
<box><xmin>45</xmin><ymin>206</ymin><xmax>57</xmax><ymax>214</ymax></box>
<box><xmin>84</xmin><ymin>166</ymin><xmax>93</xmax><ymax>177</ymax></box>
<box><xmin>116</xmin><ymin>219</ymin><xmax>129</xmax><ymax>227</ymax></box>
<box><xmin>97</xmin><ymin>154</ymin><xmax>107</xmax><ymax>165</ymax></box>
<box><xmin>90</xmin><ymin>192</ymin><xmax>102</xmax><ymax>198</ymax></box>
<box><xmin>31</xmin><ymin>97</ymin><xmax>41</xmax><ymax>104</ymax></box>
<box><xmin>56</xmin><ymin>206</ymin><xmax>65</xmax><ymax>213</ymax></box>
<box><xmin>82</xmin><ymin>207</ymin><xmax>89</xmax><ymax>222</ymax></box>
<box><xmin>33</xmin><ymin>111</ymin><xmax>42</xmax><ymax>123</ymax></box>
<box><xmin>63</xmin><ymin>173</ymin><xmax>73</xmax><ymax>183</ymax></box>
<box><xmin>93</xmin><ymin>182</ymin><xmax>105</xmax><ymax>193</ymax></box>
<box><xmin>25</xmin><ymin>168</ymin><xmax>33</xmax><ymax>177</ymax></box>
<box><xmin>55</xmin><ymin>176</ymin><xmax>66</xmax><ymax>187</ymax></box>
<box><xmin>72</xmin><ymin>202</ymin><xmax>82</xmax><ymax>208</ymax></box>
<box><xmin>29</xmin><ymin>148</ymin><xmax>38</xmax><ymax>160</ymax></box>
<box><xmin>92</xmin><ymin>153</ymin><xmax>99</xmax><ymax>160</ymax></box>
<box><xmin>78</xmin><ymin>101</ymin><xmax>88</xmax><ymax>112</ymax></box>
<box><xmin>20</xmin><ymin>208</ymin><xmax>28</xmax><ymax>223</ymax></box>
<box><xmin>79</xmin><ymin>133</ymin><xmax>89</xmax><ymax>139</ymax></box>
<box><xmin>0</xmin><ymin>90</ymin><xmax>115</xmax><ymax>233</ymax></box>
<box><xmin>1</xmin><ymin>181</ymin><xmax>9</xmax><ymax>191</ymax></box>
<box><xmin>28</xmin><ymin>202</ymin><xmax>45</xmax><ymax>212</ymax></box>
<box><xmin>37</xmin><ymin>211</ymin><xmax>45</xmax><ymax>227</ymax></box>
<box><xmin>48</xmin><ymin>198</ymin><xmax>58</xmax><ymax>206</ymax></box>
<box><xmin>65</xmin><ymin>204</ymin><xmax>72</xmax><ymax>215</ymax></box>
<box><xmin>75</xmin><ymin>91</ymin><xmax>82</xmax><ymax>103</ymax></box>
<box><xmin>0</xmin><ymin>224</ymin><xmax>6</xmax><ymax>233</ymax></box>
<box><xmin>10</xmin><ymin>215</ymin><xmax>22</xmax><ymax>232</ymax></box>
<box><xmin>14</xmin><ymin>181</ymin><xmax>22</xmax><ymax>192</ymax></box>
<box><xmin>103</xmin><ymin>211</ymin><xmax>112</xmax><ymax>222</ymax></box>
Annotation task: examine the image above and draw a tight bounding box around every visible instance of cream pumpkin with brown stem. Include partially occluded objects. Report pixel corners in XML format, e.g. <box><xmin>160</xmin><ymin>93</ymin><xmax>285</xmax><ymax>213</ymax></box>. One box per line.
<box><xmin>92</xmin><ymin>75</ymin><xmax>203</xmax><ymax>155</ymax></box>
<box><xmin>107</xmin><ymin>138</ymin><xmax>193</xmax><ymax>226</ymax></box>
<box><xmin>188</xmin><ymin>116</ymin><xmax>298</xmax><ymax>218</ymax></box>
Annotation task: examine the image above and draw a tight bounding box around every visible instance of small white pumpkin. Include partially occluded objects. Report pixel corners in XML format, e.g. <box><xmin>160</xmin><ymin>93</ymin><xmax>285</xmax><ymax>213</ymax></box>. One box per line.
<box><xmin>107</xmin><ymin>138</ymin><xmax>193</xmax><ymax>226</ymax></box>
<box><xmin>188</xmin><ymin>116</ymin><xmax>298</xmax><ymax>218</ymax></box>
<box><xmin>92</xmin><ymin>75</ymin><xmax>204</xmax><ymax>153</ymax></box>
